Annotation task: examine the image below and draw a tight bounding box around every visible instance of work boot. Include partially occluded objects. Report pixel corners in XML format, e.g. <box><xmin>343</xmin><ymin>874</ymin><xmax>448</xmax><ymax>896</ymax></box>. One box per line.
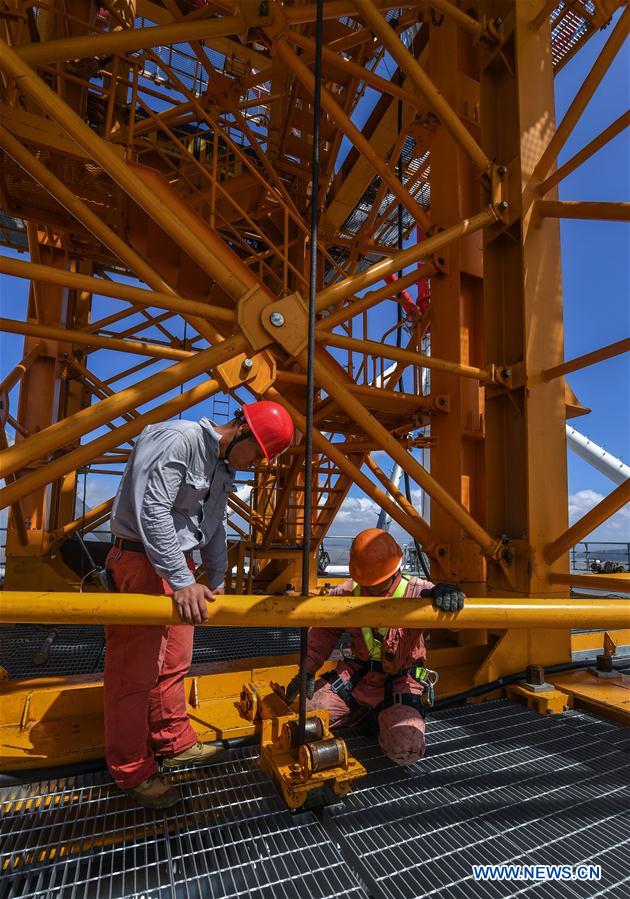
<box><xmin>161</xmin><ymin>741</ymin><xmax>227</xmax><ymax>769</ymax></box>
<box><xmin>124</xmin><ymin>774</ymin><xmax>180</xmax><ymax>810</ymax></box>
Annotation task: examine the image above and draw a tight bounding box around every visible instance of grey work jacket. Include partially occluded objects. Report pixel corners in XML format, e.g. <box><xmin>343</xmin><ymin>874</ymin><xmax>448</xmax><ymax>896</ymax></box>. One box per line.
<box><xmin>111</xmin><ymin>418</ymin><xmax>233</xmax><ymax>591</ymax></box>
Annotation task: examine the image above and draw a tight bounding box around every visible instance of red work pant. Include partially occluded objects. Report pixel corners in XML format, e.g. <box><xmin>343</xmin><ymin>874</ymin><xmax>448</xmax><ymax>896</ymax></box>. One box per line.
<box><xmin>104</xmin><ymin>547</ymin><xmax>197</xmax><ymax>789</ymax></box>
<box><xmin>306</xmin><ymin>662</ymin><xmax>426</xmax><ymax>766</ymax></box>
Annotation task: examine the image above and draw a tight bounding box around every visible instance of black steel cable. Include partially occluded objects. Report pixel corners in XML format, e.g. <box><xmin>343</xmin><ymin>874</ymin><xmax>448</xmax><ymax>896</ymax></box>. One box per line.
<box><xmin>396</xmin><ymin>90</ymin><xmax>431</xmax><ymax>580</ymax></box>
<box><xmin>298</xmin><ymin>0</ymin><xmax>324</xmax><ymax>747</ymax></box>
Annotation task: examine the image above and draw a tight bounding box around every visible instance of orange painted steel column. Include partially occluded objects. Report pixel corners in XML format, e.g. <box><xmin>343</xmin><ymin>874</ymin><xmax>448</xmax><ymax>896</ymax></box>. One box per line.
<box><xmin>0</xmin><ymin>379</ymin><xmax>223</xmax><ymax>511</ymax></box>
<box><xmin>545</xmin><ymin>479</ymin><xmax>630</xmax><ymax>565</ymax></box>
<box><xmin>481</xmin><ymin>0</ymin><xmax>570</xmax><ymax>595</ymax></box>
<box><xmin>422</xmin><ymin>10</ymin><xmax>488</xmax><ymax>590</ymax></box>
<box><xmin>0</xmin><ymin>335</ymin><xmax>247</xmax><ymax>482</ymax></box>
<box><xmin>2</xmin><ymin>592</ymin><xmax>628</xmax><ymax>631</ymax></box>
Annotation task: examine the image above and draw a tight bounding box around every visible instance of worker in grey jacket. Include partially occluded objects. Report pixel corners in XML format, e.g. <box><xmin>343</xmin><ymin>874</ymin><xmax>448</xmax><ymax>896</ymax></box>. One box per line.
<box><xmin>105</xmin><ymin>401</ymin><xmax>294</xmax><ymax>809</ymax></box>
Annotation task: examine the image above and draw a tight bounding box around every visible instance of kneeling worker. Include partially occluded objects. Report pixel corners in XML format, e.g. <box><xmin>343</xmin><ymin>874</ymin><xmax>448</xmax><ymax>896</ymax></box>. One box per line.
<box><xmin>106</xmin><ymin>402</ymin><xmax>294</xmax><ymax>808</ymax></box>
<box><xmin>286</xmin><ymin>528</ymin><xmax>464</xmax><ymax>765</ymax></box>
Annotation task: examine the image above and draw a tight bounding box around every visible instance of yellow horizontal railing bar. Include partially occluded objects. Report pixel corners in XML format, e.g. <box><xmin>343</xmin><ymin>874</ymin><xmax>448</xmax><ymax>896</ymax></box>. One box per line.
<box><xmin>1</xmin><ymin>593</ymin><xmax>628</xmax><ymax>630</ymax></box>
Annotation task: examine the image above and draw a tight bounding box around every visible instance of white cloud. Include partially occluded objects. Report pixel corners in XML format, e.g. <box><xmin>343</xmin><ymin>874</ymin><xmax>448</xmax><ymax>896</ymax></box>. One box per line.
<box><xmin>235</xmin><ymin>484</ymin><xmax>252</xmax><ymax>504</ymax></box>
<box><xmin>568</xmin><ymin>489</ymin><xmax>630</xmax><ymax>542</ymax></box>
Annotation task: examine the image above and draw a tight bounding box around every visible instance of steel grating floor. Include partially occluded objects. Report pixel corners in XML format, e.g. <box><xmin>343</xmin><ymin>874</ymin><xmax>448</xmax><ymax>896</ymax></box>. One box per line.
<box><xmin>1</xmin><ymin>701</ymin><xmax>629</xmax><ymax>899</ymax></box>
<box><xmin>0</xmin><ymin>625</ymin><xmax>301</xmax><ymax>680</ymax></box>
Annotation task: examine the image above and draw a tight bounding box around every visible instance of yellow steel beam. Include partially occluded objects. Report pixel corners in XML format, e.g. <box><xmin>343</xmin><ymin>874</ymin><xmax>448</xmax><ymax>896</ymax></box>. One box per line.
<box><xmin>536</xmin><ymin>200</ymin><xmax>630</xmax><ymax>222</ymax></box>
<box><xmin>1</xmin><ymin>592</ymin><xmax>628</xmax><ymax>630</ymax></box>
<box><xmin>275</xmin><ymin>39</ymin><xmax>432</xmax><ymax>232</ymax></box>
<box><xmin>542</xmin><ymin>337</ymin><xmax>630</xmax><ymax>381</ymax></box>
<box><xmin>305</xmin><ymin>346</ymin><xmax>505</xmax><ymax>561</ymax></box>
<box><xmin>13</xmin><ymin>16</ymin><xmax>263</xmax><ymax>68</ymax></box>
<box><xmin>537</xmin><ymin>110</ymin><xmax>630</xmax><ymax>196</ymax></box>
<box><xmin>0</xmin><ymin>379</ymin><xmax>223</xmax><ymax>511</ymax></box>
<box><xmin>0</xmin><ymin>335</ymin><xmax>247</xmax><ymax>483</ymax></box>
<box><xmin>545</xmin><ymin>480</ymin><xmax>630</xmax><ymax>564</ymax></box>
<box><xmin>533</xmin><ymin>5</ymin><xmax>630</xmax><ymax>181</ymax></box>
<box><xmin>318</xmin><ymin>330</ymin><xmax>494</xmax><ymax>382</ymax></box>
<box><xmin>0</xmin><ymin>257</ymin><xmax>237</xmax><ymax>324</ymax></box>
<box><xmin>52</xmin><ymin>498</ymin><xmax>115</xmax><ymax>538</ymax></box>
<box><xmin>0</xmin><ymin>317</ymin><xmax>192</xmax><ymax>362</ymax></box>
<box><xmin>351</xmin><ymin>0</ymin><xmax>492</xmax><ymax>172</ymax></box>
<box><xmin>315</xmin><ymin>207</ymin><xmax>497</xmax><ymax>313</ymax></box>
<box><xmin>548</xmin><ymin>572</ymin><xmax>630</xmax><ymax>594</ymax></box>
<box><xmin>0</xmin><ymin>40</ymin><xmax>260</xmax><ymax>303</ymax></box>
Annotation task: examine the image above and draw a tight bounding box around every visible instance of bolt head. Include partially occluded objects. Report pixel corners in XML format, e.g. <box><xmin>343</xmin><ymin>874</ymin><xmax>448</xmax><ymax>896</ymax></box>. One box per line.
<box><xmin>242</xmin><ymin>358</ymin><xmax>254</xmax><ymax>370</ymax></box>
<box><xmin>498</xmin><ymin>165</ymin><xmax>507</xmax><ymax>177</ymax></box>
<box><xmin>498</xmin><ymin>201</ymin><xmax>509</xmax><ymax>211</ymax></box>
<box><xmin>269</xmin><ymin>312</ymin><xmax>285</xmax><ymax>327</ymax></box>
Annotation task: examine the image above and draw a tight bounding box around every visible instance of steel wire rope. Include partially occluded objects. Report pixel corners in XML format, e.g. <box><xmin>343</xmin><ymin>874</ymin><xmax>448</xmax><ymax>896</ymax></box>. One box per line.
<box><xmin>297</xmin><ymin>0</ymin><xmax>324</xmax><ymax>746</ymax></box>
<box><xmin>395</xmin><ymin>75</ymin><xmax>431</xmax><ymax>580</ymax></box>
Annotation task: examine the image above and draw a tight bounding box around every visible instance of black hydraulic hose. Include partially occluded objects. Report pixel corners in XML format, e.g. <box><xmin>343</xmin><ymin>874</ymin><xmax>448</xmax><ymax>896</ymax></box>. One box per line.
<box><xmin>298</xmin><ymin>0</ymin><xmax>324</xmax><ymax>747</ymax></box>
<box><xmin>432</xmin><ymin>656</ymin><xmax>630</xmax><ymax>712</ymax></box>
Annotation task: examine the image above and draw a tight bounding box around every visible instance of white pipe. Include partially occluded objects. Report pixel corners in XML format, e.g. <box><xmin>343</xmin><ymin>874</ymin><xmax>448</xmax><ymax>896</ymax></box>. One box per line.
<box><xmin>566</xmin><ymin>425</ymin><xmax>630</xmax><ymax>486</ymax></box>
<box><xmin>376</xmin><ymin>463</ymin><xmax>403</xmax><ymax>530</ymax></box>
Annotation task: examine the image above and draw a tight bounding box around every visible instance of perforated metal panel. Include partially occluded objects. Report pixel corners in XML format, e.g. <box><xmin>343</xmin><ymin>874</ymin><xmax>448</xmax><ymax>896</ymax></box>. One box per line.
<box><xmin>0</xmin><ymin>625</ymin><xmax>301</xmax><ymax>680</ymax></box>
<box><xmin>1</xmin><ymin>702</ymin><xmax>628</xmax><ymax>899</ymax></box>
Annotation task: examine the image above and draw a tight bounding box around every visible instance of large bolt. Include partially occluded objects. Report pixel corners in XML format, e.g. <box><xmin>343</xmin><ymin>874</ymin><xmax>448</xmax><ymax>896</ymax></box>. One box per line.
<box><xmin>498</xmin><ymin>200</ymin><xmax>509</xmax><ymax>212</ymax></box>
<box><xmin>242</xmin><ymin>358</ymin><xmax>254</xmax><ymax>370</ymax></box>
<box><xmin>526</xmin><ymin>664</ymin><xmax>545</xmax><ymax>686</ymax></box>
<box><xmin>596</xmin><ymin>654</ymin><xmax>613</xmax><ymax>673</ymax></box>
<box><xmin>498</xmin><ymin>165</ymin><xmax>507</xmax><ymax>177</ymax></box>
<box><xmin>269</xmin><ymin>312</ymin><xmax>285</xmax><ymax>327</ymax></box>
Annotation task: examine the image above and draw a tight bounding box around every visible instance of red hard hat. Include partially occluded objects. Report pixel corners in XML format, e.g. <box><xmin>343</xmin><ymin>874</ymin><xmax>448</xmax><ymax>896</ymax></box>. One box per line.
<box><xmin>349</xmin><ymin>528</ymin><xmax>402</xmax><ymax>587</ymax></box>
<box><xmin>242</xmin><ymin>401</ymin><xmax>294</xmax><ymax>461</ymax></box>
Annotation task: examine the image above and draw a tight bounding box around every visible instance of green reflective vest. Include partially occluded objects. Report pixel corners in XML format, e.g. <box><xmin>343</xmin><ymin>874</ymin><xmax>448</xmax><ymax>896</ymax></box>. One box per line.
<box><xmin>353</xmin><ymin>576</ymin><xmax>409</xmax><ymax>661</ymax></box>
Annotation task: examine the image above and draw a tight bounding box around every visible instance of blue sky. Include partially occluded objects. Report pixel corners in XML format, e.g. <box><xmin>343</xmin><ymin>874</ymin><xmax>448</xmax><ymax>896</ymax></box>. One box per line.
<box><xmin>0</xmin><ymin>13</ymin><xmax>628</xmax><ymax>548</ymax></box>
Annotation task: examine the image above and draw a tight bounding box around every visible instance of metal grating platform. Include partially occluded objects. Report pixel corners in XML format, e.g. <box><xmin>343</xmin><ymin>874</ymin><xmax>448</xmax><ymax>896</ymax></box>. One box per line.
<box><xmin>1</xmin><ymin>701</ymin><xmax>629</xmax><ymax>898</ymax></box>
<box><xmin>0</xmin><ymin>625</ymin><xmax>301</xmax><ymax>680</ymax></box>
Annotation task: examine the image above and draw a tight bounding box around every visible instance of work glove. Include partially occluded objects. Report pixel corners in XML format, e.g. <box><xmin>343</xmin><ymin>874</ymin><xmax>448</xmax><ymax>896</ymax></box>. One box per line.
<box><xmin>285</xmin><ymin>672</ymin><xmax>316</xmax><ymax>704</ymax></box>
<box><xmin>421</xmin><ymin>582</ymin><xmax>465</xmax><ymax>612</ymax></box>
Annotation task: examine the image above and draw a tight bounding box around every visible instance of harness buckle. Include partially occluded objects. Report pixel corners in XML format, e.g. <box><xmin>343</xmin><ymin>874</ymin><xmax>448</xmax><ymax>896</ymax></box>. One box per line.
<box><xmin>329</xmin><ymin>675</ymin><xmax>347</xmax><ymax>695</ymax></box>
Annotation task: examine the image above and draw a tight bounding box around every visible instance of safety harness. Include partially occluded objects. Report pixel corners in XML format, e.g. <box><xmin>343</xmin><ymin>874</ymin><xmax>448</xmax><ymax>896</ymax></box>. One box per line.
<box><xmin>321</xmin><ymin>576</ymin><xmax>439</xmax><ymax>716</ymax></box>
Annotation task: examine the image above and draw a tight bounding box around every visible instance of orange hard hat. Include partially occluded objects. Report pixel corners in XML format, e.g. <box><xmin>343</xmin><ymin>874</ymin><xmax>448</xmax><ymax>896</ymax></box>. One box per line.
<box><xmin>349</xmin><ymin>528</ymin><xmax>403</xmax><ymax>587</ymax></box>
<box><xmin>242</xmin><ymin>401</ymin><xmax>294</xmax><ymax>461</ymax></box>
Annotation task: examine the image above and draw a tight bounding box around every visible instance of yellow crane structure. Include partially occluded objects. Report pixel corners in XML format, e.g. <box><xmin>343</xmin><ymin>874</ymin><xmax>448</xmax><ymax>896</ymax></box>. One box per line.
<box><xmin>0</xmin><ymin>0</ymin><xmax>629</xmax><ymax>892</ymax></box>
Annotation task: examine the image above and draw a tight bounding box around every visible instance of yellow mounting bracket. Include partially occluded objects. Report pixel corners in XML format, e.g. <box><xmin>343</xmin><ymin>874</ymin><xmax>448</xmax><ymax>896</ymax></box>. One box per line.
<box><xmin>261</xmin><ymin>292</ymin><xmax>309</xmax><ymax>359</ymax></box>
<box><xmin>240</xmin><ymin>681</ymin><xmax>366</xmax><ymax>810</ymax></box>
